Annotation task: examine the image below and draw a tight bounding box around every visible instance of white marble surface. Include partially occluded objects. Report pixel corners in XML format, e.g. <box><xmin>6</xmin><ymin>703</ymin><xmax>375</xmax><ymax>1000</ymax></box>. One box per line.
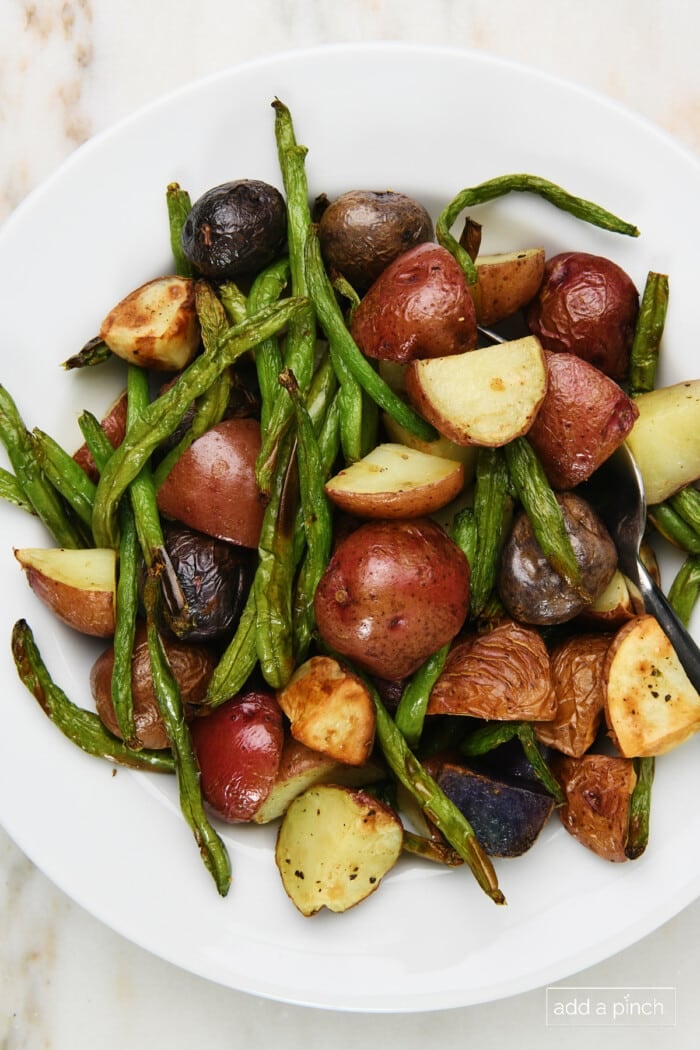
<box><xmin>2</xmin><ymin>1</ymin><xmax>700</xmax><ymax>1046</ymax></box>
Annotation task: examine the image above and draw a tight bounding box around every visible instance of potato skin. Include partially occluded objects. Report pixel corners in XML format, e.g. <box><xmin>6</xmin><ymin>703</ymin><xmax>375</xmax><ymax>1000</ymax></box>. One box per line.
<box><xmin>527</xmin><ymin>352</ymin><xmax>639</xmax><ymax>489</ymax></box>
<box><xmin>553</xmin><ymin>752</ymin><xmax>636</xmax><ymax>862</ymax></box>
<box><xmin>350</xmin><ymin>243</ymin><xmax>477</xmax><ymax>364</ymax></box>
<box><xmin>314</xmin><ymin>518</ymin><xmax>470</xmax><ymax>680</ymax></box>
<box><xmin>526</xmin><ymin>251</ymin><xmax>639</xmax><ymax>381</ymax></box>
<box><xmin>498</xmin><ymin>492</ymin><xmax>617</xmax><ymax>625</ymax></box>
<box><xmin>91</xmin><ymin>622</ymin><xmax>216</xmax><ymax>749</ymax></box>
<box><xmin>534</xmin><ymin>632</ymin><xmax>612</xmax><ymax>756</ymax></box>
<box><xmin>318</xmin><ymin>189</ymin><xmax>434</xmax><ymax>292</ymax></box>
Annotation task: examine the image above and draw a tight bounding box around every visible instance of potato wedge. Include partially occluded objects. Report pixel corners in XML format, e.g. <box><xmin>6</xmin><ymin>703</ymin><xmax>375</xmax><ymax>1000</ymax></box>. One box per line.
<box><xmin>15</xmin><ymin>546</ymin><xmax>117</xmax><ymax>637</ymax></box>
<box><xmin>404</xmin><ymin>335</ymin><xmax>548</xmax><ymax>447</ymax></box>
<box><xmin>470</xmin><ymin>248</ymin><xmax>545</xmax><ymax>326</ymax></box>
<box><xmin>604</xmin><ymin>614</ymin><xmax>700</xmax><ymax>756</ymax></box>
<box><xmin>554</xmin><ymin>752</ymin><xmax>636</xmax><ymax>862</ymax></box>
<box><xmin>276</xmin><ymin>656</ymin><xmax>376</xmax><ymax>766</ymax></box>
<box><xmin>99</xmin><ymin>275</ymin><xmax>200</xmax><ymax>371</ymax></box>
<box><xmin>324</xmin><ymin>442</ymin><xmax>464</xmax><ymax>519</ymax></box>
<box><xmin>534</xmin><ymin>633</ymin><xmax>611</xmax><ymax>757</ymax></box>
<box><xmin>427</xmin><ymin>618</ymin><xmax>556</xmax><ymax>720</ymax></box>
<box><xmin>625</xmin><ymin>379</ymin><xmax>700</xmax><ymax>503</ymax></box>
<box><xmin>275</xmin><ymin>784</ymin><xmax>404</xmax><ymax>916</ymax></box>
<box><xmin>253</xmin><ymin>738</ymin><xmax>386</xmax><ymax>824</ymax></box>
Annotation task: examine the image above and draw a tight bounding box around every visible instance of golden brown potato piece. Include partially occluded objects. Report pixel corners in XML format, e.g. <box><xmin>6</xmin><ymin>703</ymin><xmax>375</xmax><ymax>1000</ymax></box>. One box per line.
<box><xmin>554</xmin><ymin>752</ymin><xmax>636</xmax><ymax>862</ymax></box>
<box><xmin>427</xmin><ymin>618</ymin><xmax>556</xmax><ymax>720</ymax></box>
<box><xmin>100</xmin><ymin>275</ymin><xmax>200</xmax><ymax>371</ymax></box>
<box><xmin>604</xmin><ymin>614</ymin><xmax>700</xmax><ymax>756</ymax></box>
<box><xmin>276</xmin><ymin>656</ymin><xmax>376</xmax><ymax>766</ymax></box>
<box><xmin>534</xmin><ymin>633</ymin><xmax>612</xmax><ymax>757</ymax></box>
<box><xmin>275</xmin><ymin>784</ymin><xmax>404</xmax><ymax>916</ymax></box>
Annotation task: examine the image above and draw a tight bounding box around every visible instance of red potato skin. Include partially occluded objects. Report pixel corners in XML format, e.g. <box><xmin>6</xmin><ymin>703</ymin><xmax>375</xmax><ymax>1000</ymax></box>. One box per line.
<box><xmin>156</xmin><ymin>417</ymin><xmax>264</xmax><ymax>548</ymax></box>
<box><xmin>527</xmin><ymin>352</ymin><xmax>639</xmax><ymax>489</ymax></box>
<box><xmin>526</xmin><ymin>251</ymin><xmax>639</xmax><ymax>381</ymax></box>
<box><xmin>350</xmin><ymin>243</ymin><xmax>478</xmax><ymax>364</ymax></box>
<box><xmin>190</xmin><ymin>691</ymin><xmax>285</xmax><ymax>823</ymax></box>
<box><xmin>313</xmin><ymin>518</ymin><xmax>470</xmax><ymax>680</ymax></box>
<box><xmin>73</xmin><ymin>390</ymin><xmax>128</xmax><ymax>483</ymax></box>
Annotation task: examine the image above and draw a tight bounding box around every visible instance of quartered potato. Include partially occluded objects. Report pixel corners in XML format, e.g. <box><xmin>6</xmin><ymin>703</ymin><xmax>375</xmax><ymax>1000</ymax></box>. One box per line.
<box><xmin>275</xmin><ymin>784</ymin><xmax>404</xmax><ymax>916</ymax></box>
<box><xmin>470</xmin><ymin>247</ymin><xmax>545</xmax><ymax>326</ymax></box>
<box><xmin>534</xmin><ymin>632</ymin><xmax>611</xmax><ymax>757</ymax></box>
<box><xmin>99</xmin><ymin>275</ymin><xmax>200</xmax><ymax>371</ymax></box>
<box><xmin>15</xmin><ymin>546</ymin><xmax>117</xmax><ymax>638</ymax></box>
<box><xmin>625</xmin><ymin>379</ymin><xmax>700</xmax><ymax>503</ymax></box>
<box><xmin>554</xmin><ymin>752</ymin><xmax>637</xmax><ymax>862</ymax></box>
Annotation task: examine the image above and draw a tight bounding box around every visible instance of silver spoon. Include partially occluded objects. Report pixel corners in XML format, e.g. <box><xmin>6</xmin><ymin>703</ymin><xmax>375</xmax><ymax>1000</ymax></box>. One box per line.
<box><xmin>580</xmin><ymin>442</ymin><xmax>700</xmax><ymax>691</ymax></box>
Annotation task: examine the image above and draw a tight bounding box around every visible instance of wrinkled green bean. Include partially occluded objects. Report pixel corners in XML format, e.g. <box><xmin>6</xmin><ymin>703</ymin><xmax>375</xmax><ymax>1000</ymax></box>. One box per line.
<box><xmin>626</xmin><ymin>757</ymin><xmax>654</xmax><ymax>860</ymax></box>
<box><xmin>628</xmin><ymin>272</ymin><xmax>669</xmax><ymax>398</ymax></box>
<box><xmin>166</xmin><ymin>182</ymin><xmax>193</xmax><ymax>277</ymax></box>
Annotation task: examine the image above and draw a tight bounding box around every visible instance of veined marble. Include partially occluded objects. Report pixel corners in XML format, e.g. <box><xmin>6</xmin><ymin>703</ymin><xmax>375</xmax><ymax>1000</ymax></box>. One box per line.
<box><xmin>2</xmin><ymin>2</ymin><xmax>700</xmax><ymax>1047</ymax></box>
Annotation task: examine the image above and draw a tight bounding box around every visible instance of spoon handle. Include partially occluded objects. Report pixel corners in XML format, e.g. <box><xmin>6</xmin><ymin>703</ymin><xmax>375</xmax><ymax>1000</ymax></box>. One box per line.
<box><xmin>636</xmin><ymin>558</ymin><xmax>700</xmax><ymax>692</ymax></box>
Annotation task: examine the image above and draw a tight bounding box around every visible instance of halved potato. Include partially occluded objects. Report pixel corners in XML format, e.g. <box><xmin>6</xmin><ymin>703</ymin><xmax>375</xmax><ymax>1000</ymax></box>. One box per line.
<box><xmin>99</xmin><ymin>275</ymin><xmax>200</xmax><ymax>371</ymax></box>
<box><xmin>604</xmin><ymin>614</ymin><xmax>700</xmax><ymax>756</ymax></box>
<box><xmin>253</xmin><ymin>738</ymin><xmax>386</xmax><ymax>824</ymax></box>
<box><xmin>626</xmin><ymin>379</ymin><xmax>700</xmax><ymax>503</ymax></box>
<box><xmin>381</xmin><ymin>413</ymin><xmax>478</xmax><ymax>478</ymax></box>
<box><xmin>404</xmin><ymin>335</ymin><xmax>548</xmax><ymax>447</ymax></box>
<box><xmin>15</xmin><ymin>547</ymin><xmax>117</xmax><ymax>637</ymax></box>
<box><xmin>276</xmin><ymin>656</ymin><xmax>376</xmax><ymax>766</ymax></box>
<box><xmin>534</xmin><ymin>633</ymin><xmax>611</xmax><ymax>757</ymax></box>
<box><xmin>470</xmin><ymin>248</ymin><xmax>545</xmax><ymax>325</ymax></box>
<box><xmin>324</xmin><ymin>442</ymin><xmax>464</xmax><ymax>518</ymax></box>
<box><xmin>554</xmin><ymin>752</ymin><xmax>637</xmax><ymax>862</ymax></box>
<box><xmin>275</xmin><ymin>784</ymin><xmax>404</xmax><ymax>915</ymax></box>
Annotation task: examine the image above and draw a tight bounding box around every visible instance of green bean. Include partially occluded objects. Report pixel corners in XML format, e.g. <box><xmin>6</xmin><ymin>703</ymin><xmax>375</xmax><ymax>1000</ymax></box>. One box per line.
<box><xmin>669</xmin><ymin>486</ymin><xmax>700</xmax><ymax>538</ymax></box>
<box><xmin>247</xmin><ymin>257</ymin><xmax>290</xmax><ymax>430</ymax></box>
<box><xmin>279</xmin><ymin>369</ymin><xmax>333</xmax><ymax>662</ymax></box>
<box><xmin>0</xmin><ymin>466</ymin><xmax>35</xmax><ymax>514</ymax></box>
<box><xmin>648</xmin><ymin>502</ymin><xmax>700</xmax><ymax>555</ymax></box>
<box><xmin>0</xmin><ymin>385</ymin><xmax>85</xmax><ymax>549</ymax></box>
<box><xmin>11</xmin><ymin>619</ymin><xmax>174</xmax><ymax>773</ymax></box>
<box><xmin>143</xmin><ymin>577</ymin><xmax>231</xmax><ymax>895</ymax></box>
<box><xmin>628</xmin><ymin>272</ymin><xmax>669</xmax><ymax>398</ymax></box>
<box><xmin>394</xmin><ymin>508</ymin><xmax>477</xmax><ymax>749</ymax></box>
<box><xmin>470</xmin><ymin>447</ymin><xmax>512</xmax><ymax>617</ymax></box>
<box><xmin>504</xmin><ymin>437</ymin><xmax>584</xmax><ymax>593</ymax></box>
<box><xmin>92</xmin><ymin>296</ymin><xmax>306</xmax><ymax>549</ymax></box>
<box><xmin>218</xmin><ymin>281</ymin><xmax>248</xmax><ymax>324</ymax></box>
<box><xmin>255</xmin><ymin>430</ymin><xmax>299</xmax><ymax>688</ymax></box>
<box><xmin>304</xmin><ymin>226</ymin><xmax>437</xmax><ymax>444</ymax></box>
<box><xmin>125</xmin><ymin>366</ymin><xmax>166</xmax><ymax>566</ymax></box>
<box><xmin>205</xmin><ymin>587</ymin><xmax>258</xmax><ymax>706</ymax></box>
<box><xmin>668</xmin><ymin>554</ymin><xmax>700</xmax><ymax>626</ymax></box>
<box><xmin>625</xmin><ymin>756</ymin><xmax>654</xmax><ymax>860</ymax></box>
<box><xmin>370</xmin><ymin>684</ymin><xmax>505</xmax><ymax>904</ymax></box>
<box><xmin>77</xmin><ymin>410</ymin><xmax>113</xmax><ymax>472</ymax></box>
<box><xmin>31</xmin><ymin>427</ymin><xmax>96</xmax><ymax>530</ymax></box>
<box><xmin>402</xmin><ymin>831</ymin><xmax>464</xmax><ymax>867</ymax></box>
<box><xmin>460</xmin><ymin>720</ymin><xmax>565</xmax><ymax>805</ymax></box>
<box><xmin>437</xmin><ymin>174</ymin><xmax>639</xmax><ymax>284</ymax></box>
<box><xmin>111</xmin><ymin>506</ymin><xmax>141</xmax><ymax>747</ymax></box>
<box><xmin>166</xmin><ymin>182</ymin><xmax>193</xmax><ymax>277</ymax></box>
<box><xmin>62</xmin><ymin>336</ymin><xmax>113</xmax><ymax>370</ymax></box>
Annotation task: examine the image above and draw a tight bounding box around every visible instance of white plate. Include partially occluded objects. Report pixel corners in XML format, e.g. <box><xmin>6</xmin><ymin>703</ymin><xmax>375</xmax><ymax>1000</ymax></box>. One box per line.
<box><xmin>1</xmin><ymin>43</ymin><xmax>699</xmax><ymax>1013</ymax></box>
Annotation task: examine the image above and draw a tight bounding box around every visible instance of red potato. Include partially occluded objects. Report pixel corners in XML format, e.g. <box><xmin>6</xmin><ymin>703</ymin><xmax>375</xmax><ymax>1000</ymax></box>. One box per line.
<box><xmin>314</xmin><ymin>518</ymin><xmax>470</xmax><ymax>680</ymax></box>
<box><xmin>156</xmin><ymin>417</ymin><xmax>264</xmax><ymax>547</ymax></box>
<box><xmin>350</xmin><ymin>242</ymin><xmax>478</xmax><ymax>364</ymax></box>
<box><xmin>526</xmin><ymin>351</ymin><xmax>639</xmax><ymax>489</ymax></box>
<box><xmin>15</xmin><ymin>546</ymin><xmax>117</xmax><ymax>638</ymax></box>
<box><xmin>72</xmin><ymin>390</ymin><xmax>128</xmax><ymax>483</ymax></box>
<box><xmin>189</xmin><ymin>690</ymin><xmax>284</xmax><ymax>823</ymax></box>
<box><xmin>526</xmin><ymin>251</ymin><xmax>639</xmax><ymax>381</ymax></box>
<box><xmin>470</xmin><ymin>248</ymin><xmax>546</xmax><ymax>326</ymax></box>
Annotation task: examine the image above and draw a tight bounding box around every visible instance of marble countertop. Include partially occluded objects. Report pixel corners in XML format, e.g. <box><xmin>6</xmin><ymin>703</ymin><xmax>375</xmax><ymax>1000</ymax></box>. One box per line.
<box><xmin>2</xmin><ymin>2</ymin><xmax>700</xmax><ymax>1046</ymax></box>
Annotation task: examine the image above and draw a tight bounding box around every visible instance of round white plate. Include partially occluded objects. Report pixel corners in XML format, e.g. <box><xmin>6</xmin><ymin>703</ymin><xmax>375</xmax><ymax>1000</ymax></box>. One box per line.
<box><xmin>1</xmin><ymin>43</ymin><xmax>699</xmax><ymax>1013</ymax></box>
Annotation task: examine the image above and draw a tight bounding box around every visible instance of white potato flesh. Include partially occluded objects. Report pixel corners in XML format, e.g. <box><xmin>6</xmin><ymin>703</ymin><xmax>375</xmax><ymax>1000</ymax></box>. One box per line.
<box><xmin>381</xmin><ymin>413</ymin><xmax>479</xmax><ymax>478</ymax></box>
<box><xmin>324</xmin><ymin>442</ymin><xmax>464</xmax><ymax>518</ymax></box>
<box><xmin>604</xmin><ymin>614</ymin><xmax>700</xmax><ymax>756</ymax></box>
<box><xmin>405</xmin><ymin>335</ymin><xmax>548</xmax><ymax>447</ymax></box>
<box><xmin>472</xmin><ymin>247</ymin><xmax>546</xmax><ymax>325</ymax></box>
<box><xmin>275</xmin><ymin>784</ymin><xmax>404</xmax><ymax>916</ymax></box>
<box><xmin>625</xmin><ymin>380</ymin><xmax>700</xmax><ymax>503</ymax></box>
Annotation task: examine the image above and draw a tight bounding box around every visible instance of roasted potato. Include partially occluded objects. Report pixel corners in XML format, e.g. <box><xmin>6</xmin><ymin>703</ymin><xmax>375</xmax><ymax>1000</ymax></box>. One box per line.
<box><xmin>534</xmin><ymin>632</ymin><xmax>612</xmax><ymax>757</ymax></box>
<box><xmin>526</xmin><ymin>351</ymin><xmax>639</xmax><ymax>490</ymax></box>
<box><xmin>317</xmin><ymin>188</ymin><xmax>433</xmax><ymax>292</ymax></box>
<box><xmin>99</xmin><ymin>276</ymin><xmax>200</xmax><ymax>371</ymax></box>
<box><xmin>427</xmin><ymin>618</ymin><xmax>556</xmax><ymax>721</ymax></box>
<box><xmin>553</xmin><ymin>752</ymin><xmax>637</xmax><ymax>862</ymax></box>
<box><xmin>350</xmin><ymin>242</ymin><xmax>477</xmax><ymax>364</ymax></box>
<box><xmin>91</xmin><ymin>622</ymin><xmax>216</xmax><ymax>749</ymax></box>
<box><xmin>525</xmin><ymin>251</ymin><xmax>639</xmax><ymax>381</ymax></box>
<box><xmin>314</xmin><ymin>517</ymin><xmax>470</xmax><ymax>680</ymax></box>
<box><xmin>15</xmin><ymin>546</ymin><xmax>117</xmax><ymax>638</ymax></box>
<box><xmin>275</xmin><ymin>784</ymin><xmax>404</xmax><ymax>916</ymax></box>
<box><xmin>625</xmin><ymin>379</ymin><xmax>700</xmax><ymax>503</ymax></box>
<box><xmin>498</xmin><ymin>492</ymin><xmax>618</xmax><ymax>625</ymax></box>
<box><xmin>470</xmin><ymin>247</ymin><xmax>545</xmax><ymax>325</ymax></box>
<box><xmin>181</xmin><ymin>179</ymin><xmax>287</xmax><ymax>279</ymax></box>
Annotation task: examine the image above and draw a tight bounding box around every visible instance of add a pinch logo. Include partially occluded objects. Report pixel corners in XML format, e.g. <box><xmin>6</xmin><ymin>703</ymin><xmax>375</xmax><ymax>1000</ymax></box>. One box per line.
<box><xmin>545</xmin><ymin>987</ymin><xmax>677</xmax><ymax>1027</ymax></box>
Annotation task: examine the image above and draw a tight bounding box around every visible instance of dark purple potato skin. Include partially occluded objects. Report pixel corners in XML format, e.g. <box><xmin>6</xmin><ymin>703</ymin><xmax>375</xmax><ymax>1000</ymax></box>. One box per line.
<box><xmin>181</xmin><ymin>180</ymin><xmax>287</xmax><ymax>279</ymax></box>
<box><xmin>526</xmin><ymin>251</ymin><xmax>639</xmax><ymax>381</ymax></box>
